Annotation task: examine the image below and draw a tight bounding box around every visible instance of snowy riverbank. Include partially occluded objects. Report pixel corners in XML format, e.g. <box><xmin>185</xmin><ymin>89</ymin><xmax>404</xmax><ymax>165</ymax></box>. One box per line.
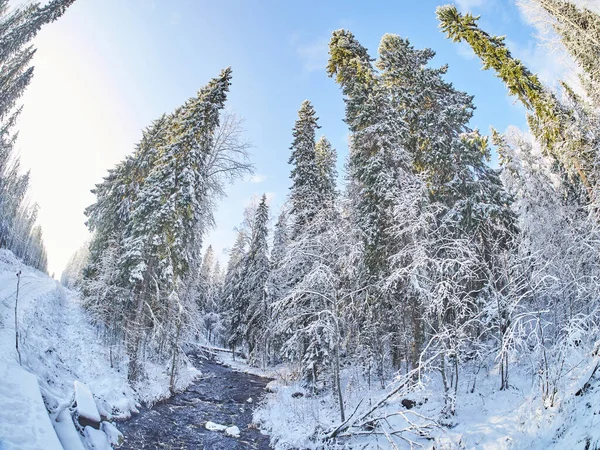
<box><xmin>0</xmin><ymin>249</ymin><xmax>199</xmax><ymax>449</ymax></box>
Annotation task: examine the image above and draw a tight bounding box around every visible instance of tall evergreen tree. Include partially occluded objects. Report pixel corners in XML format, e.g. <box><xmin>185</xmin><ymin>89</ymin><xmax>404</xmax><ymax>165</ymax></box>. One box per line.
<box><xmin>0</xmin><ymin>0</ymin><xmax>74</xmax><ymax>263</ymax></box>
<box><xmin>328</xmin><ymin>29</ymin><xmax>424</xmax><ymax>374</ymax></box>
<box><xmin>315</xmin><ymin>136</ymin><xmax>338</xmax><ymax>207</ymax></box>
<box><xmin>241</xmin><ymin>194</ymin><xmax>271</xmax><ymax>364</ymax></box>
<box><xmin>221</xmin><ymin>230</ymin><xmax>248</xmax><ymax>349</ymax></box>
<box><xmin>84</xmin><ymin>68</ymin><xmax>241</xmax><ymax>381</ymax></box>
<box><xmin>289</xmin><ymin>101</ymin><xmax>321</xmax><ymax>237</ymax></box>
<box><xmin>528</xmin><ymin>0</ymin><xmax>600</xmax><ymax>105</ymax></box>
<box><xmin>436</xmin><ymin>4</ymin><xmax>593</xmax><ymax>197</ymax></box>
<box><xmin>198</xmin><ymin>245</ymin><xmax>216</xmax><ymax>312</ymax></box>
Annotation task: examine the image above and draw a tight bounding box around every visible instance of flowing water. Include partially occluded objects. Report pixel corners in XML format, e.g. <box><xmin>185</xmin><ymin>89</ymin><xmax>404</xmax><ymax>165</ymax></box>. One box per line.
<box><xmin>118</xmin><ymin>352</ymin><xmax>272</xmax><ymax>449</ymax></box>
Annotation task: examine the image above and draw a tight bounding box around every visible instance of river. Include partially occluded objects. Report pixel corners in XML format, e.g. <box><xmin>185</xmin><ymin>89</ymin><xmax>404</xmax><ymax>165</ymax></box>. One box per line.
<box><xmin>118</xmin><ymin>352</ymin><xmax>272</xmax><ymax>449</ymax></box>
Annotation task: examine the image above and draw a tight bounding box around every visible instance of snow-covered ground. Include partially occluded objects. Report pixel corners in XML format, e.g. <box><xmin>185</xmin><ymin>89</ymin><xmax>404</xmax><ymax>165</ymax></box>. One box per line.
<box><xmin>3</xmin><ymin>244</ymin><xmax>599</xmax><ymax>450</ymax></box>
<box><xmin>247</xmin><ymin>348</ymin><xmax>600</xmax><ymax>449</ymax></box>
<box><xmin>0</xmin><ymin>249</ymin><xmax>199</xmax><ymax>449</ymax></box>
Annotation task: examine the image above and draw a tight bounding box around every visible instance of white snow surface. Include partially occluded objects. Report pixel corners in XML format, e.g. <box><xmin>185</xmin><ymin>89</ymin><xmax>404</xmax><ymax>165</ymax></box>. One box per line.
<box><xmin>74</xmin><ymin>380</ymin><xmax>101</xmax><ymax>424</ymax></box>
<box><xmin>228</xmin><ymin>347</ymin><xmax>600</xmax><ymax>449</ymax></box>
<box><xmin>225</xmin><ymin>425</ymin><xmax>241</xmax><ymax>437</ymax></box>
<box><xmin>84</xmin><ymin>426</ymin><xmax>111</xmax><ymax>450</ymax></box>
<box><xmin>54</xmin><ymin>409</ymin><xmax>86</xmax><ymax>450</ymax></box>
<box><xmin>0</xmin><ymin>364</ymin><xmax>63</xmax><ymax>450</ymax></box>
<box><xmin>205</xmin><ymin>421</ymin><xmax>228</xmax><ymax>431</ymax></box>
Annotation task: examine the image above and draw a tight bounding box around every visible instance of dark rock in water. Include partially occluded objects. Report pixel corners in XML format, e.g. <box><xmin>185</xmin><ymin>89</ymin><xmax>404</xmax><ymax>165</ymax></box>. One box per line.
<box><xmin>401</xmin><ymin>398</ymin><xmax>416</xmax><ymax>409</ymax></box>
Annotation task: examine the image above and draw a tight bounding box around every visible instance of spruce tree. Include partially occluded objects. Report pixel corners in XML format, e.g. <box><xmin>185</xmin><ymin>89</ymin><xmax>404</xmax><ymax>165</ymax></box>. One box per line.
<box><xmin>315</xmin><ymin>136</ymin><xmax>338</xmax><ymax>208</ymax></box>
<box><xmin>241</xmin><ymin>194</ymin><xmax>271</xmax><ymax>364</ymax></box>
<box><xmin>436</xmin><ymin>4</ymin><xmax>593</xmax><ymax>197</ymax></box>
<box><xmin>0</xmin><ymin>0</ymin><xmax>74</xmax><ymax>260</ymax></box>
<box><xmin>84</xmin><ymin>68</ymin><xmax>236</xmax><ymax>381</ymax></box>
<box><xmin>289</xmin><ymin>101</ymin><xmax>321</xmax><ymax>237</ymax></box>
<box><xmin>328</xmin><ymin>29</ymin><xmax>421</xmax><ymax>373</ymax></box>
<box><xmin>198</xmin><ymin>245</ymin><xmax>215</xmax><ymax>312</ymax></box>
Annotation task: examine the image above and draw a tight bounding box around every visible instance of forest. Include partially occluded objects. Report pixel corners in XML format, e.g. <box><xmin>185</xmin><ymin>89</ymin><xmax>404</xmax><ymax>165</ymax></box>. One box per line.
<box><xmin>3</xmin><ymin>0</ymin><xmax>600</xmax><ymax>449</ymax></box>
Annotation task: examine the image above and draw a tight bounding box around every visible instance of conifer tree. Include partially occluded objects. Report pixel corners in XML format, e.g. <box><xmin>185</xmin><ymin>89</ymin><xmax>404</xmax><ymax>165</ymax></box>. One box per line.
<box><xmin>315</xmin><ymin>136</ymin><xmax>338</xmax><ymax>207</ymax></box>
<box><xmin>241</xmin><ymin>194</ymin><xmax>271</xmax><ymax>364</ymax></box>
<box><xmin>436</xmin><ymin>4</ymin><xmax>593</xmax><ymax>197</ymax></box>
<box><xmin>0</xmin><ymin>0</ymin><xmax>74</xmax><ymax>262</ymax></box>
<box><xmin>84</xmin><ymin>68</ymin><xmax>244</xmax><ymax>381</ymax></box>
<box><xmin>328</xmin><ymin>29</ymin><xmax>423</xmax><ymax>374</ymax></box>
<box><xmin>529</xmin><ymin>0</ymin><xmax>600</xmax><ymax>105</ymax></box>
<box><xmin>289</xmin><ymin>101</ymin><xmax>321</xmax><ymax>237</ymax></box>
<box><xmin>198</xmin><ymin>245</ymin><xmax>215</xmax><ymax>312</ymax></box>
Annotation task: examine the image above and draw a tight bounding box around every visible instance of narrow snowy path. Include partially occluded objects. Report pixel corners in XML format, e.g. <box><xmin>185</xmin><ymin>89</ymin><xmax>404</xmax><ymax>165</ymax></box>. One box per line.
<box><xmin>118</xmin><ymin>352</ymin><xmax>272</xmax><ymax>450</ymax></box>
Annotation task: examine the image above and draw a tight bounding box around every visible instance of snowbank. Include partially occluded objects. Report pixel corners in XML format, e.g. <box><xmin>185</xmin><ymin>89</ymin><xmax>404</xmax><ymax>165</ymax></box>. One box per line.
<box><xmin>0</xmin><ymin>364</ymin><xmax>63</xmax><ymax>450</ymax></box>
<box><xmin>0</xmin><ymin>249</ymin><xmax>199</xmax><ymax>449</ymax></box>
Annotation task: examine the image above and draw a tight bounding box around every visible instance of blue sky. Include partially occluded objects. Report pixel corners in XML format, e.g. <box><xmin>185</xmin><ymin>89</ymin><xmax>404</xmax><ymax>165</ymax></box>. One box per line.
<box><xmin>15</xmin><ymin>0</ymin><xmax>569</xmax><ymax>275</ymax></box>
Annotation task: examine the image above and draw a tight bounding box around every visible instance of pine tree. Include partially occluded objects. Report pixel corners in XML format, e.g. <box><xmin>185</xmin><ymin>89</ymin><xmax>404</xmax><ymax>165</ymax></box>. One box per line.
<box><xmin>327</xmin><ymin>29</ymin><xmax>411</xmax><ymax>278</ymax></box>
<box><xmin>241</xmin><ymin>194</ymin><xmax>271</xmax><ymax>364</ymax></box>
<box><xmin>272</xmin><ymin>143</ymin><xmax>347</xmax><ymax>394</ymax></box>
<box><xmin>84</xmin><ymin>68</ymin><xmax>243</xmax><ymax>381</ymax></box>
<box><xmin>289</xmin><ymin>101</ymin><xmax>321</xmax><ymax>237</ymax></box>
<box><xmin>328</xmin><ymin>29</ymin><xmax>423</xmax><ymax>375</ymax></box>
<box><xmin>315</xmin><ymin>136</ymin><xmax>337</xmax><ymax>207</ymax></box>
<box><xmin>198</xmin><ymin>245</ymin><xmax>215</xmax><ymax>312</ymax></box>
<box><xmin>221</xmin><ymin>231</ymin><xmax>248</xmax><ymax>350</ymax></box>
<box><xmin>0</xmin><ymin>0</ymin><xmax>74</xmax><ymax>262</ymax></box>
<box><xmin>225</xmin><ymin>196</ymin><xmax>271</xmax><ymax>361</ymax></box>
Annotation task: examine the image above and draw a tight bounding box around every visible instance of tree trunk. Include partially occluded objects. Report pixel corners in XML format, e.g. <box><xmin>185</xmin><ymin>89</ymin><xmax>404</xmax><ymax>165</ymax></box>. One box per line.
<box><xmin>15</xmin><ymin>270</ymin><xmax>22</xmax><ymax>365</ymax></box>
<box><xmin>333</xmin><ymin>294</ymin><xmax>345</xmax><ymax>422</ymax></box>
<box><xmin>169</xmin><ymin>317</ymin><xmax>182</xmax><ymax>395</ymax></box>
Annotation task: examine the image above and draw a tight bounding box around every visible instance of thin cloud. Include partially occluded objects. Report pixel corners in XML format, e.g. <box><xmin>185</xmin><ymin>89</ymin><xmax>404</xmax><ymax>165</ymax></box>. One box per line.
<box><xmin>249</xmin><ymin>174</ymin><xmax>266</xmax><ymax>184</ymax></box>
<box><xmin>297</xmin><ymin>37</ymin><xmax>329</xmax><ymax>73</ymax></box>
<box><xmin>454</xmin><ymin>0</ymin><xmax>484</xmax><ymax>12</ymax></box>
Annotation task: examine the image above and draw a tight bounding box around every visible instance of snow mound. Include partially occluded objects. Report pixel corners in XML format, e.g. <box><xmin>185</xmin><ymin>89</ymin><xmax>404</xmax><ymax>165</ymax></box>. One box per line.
<box><xmin>205</xmin><ymin>421</ymin><xmax>228</xmax><ymax>431</ymax></box>
<box><xmin>0</xmin><ymin>364</ymin><xmax>63</xmax><ymax>450</ymax></box>
<box><xmin>84</xmin><ymin>426</ymin><xmax>111</xmax><ymax>450</ymax></box>
<box><xmin>101</xmin><ymin>421</ymin><xmax>124</xmax><ymax>447</ymax></box>
<box><xmin>225</xmin><ymin>425</ymin><xmax>241</xmax><ymax>437</ymax></box>
<box><xmin>54</xmin><ymin>409</ymin><xmax>86</xmax><ymax>450</ymax></box>
<box><xmin>74</xmin><ymin>381</ymin><xmax>101</xmax><ymax>425</ymax></box>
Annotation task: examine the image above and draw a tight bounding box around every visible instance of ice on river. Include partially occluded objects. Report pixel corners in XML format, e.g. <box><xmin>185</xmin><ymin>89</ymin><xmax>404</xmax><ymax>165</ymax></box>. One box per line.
<box><xmin>225</xmin><ymin>425</ymin><xmax>241</xmax><ymax>437</ymax></box>
<box><xmin>205</xmin><ymin>421</ymin><xmax>241</xmax><ymax>438</ymax></box>
<box><xmin>205</xmin><ymin>421</ymin><xmax>228</xmax><ymax>431</ymax></box>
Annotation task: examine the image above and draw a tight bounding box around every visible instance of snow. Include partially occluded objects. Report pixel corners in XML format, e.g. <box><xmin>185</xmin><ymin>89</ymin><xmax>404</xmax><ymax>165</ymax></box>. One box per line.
<box><xmin>205</xmin><ymin>421</ymin><xmax>241</xmax><ymax>438</ymax></box>
<box><xmin>74</xmin><ymin>381</ymin><xmax>101</xmax><ymax>425</ymax></box>
<box><xmin>54</xmin><ymin>409</ymin><xmax>86</xmax><ymax>450</ymax></box>
<box><xmin>250</xmin><ymin>350</ymin><xmax>600</xmax><ymax>450</ymax></box>
<box><xmin>101</xmin><ymin>422</ymin><xmax>124</xmax><ymax>448</ymax></box>
<box><xmin>205</xmin><ymin>421</ymin><xmax>228</xmax><ymax>431</ymax></box>
<box><xmin>225</xmin><ymin>425</ymin><xmax>241</xmax><ymax>437</ymax></box>
<box><xmin>84</xmin><ymin>426</ymin><xmax>111</xmax><ymax>450</ymax></box>
<box><xmin>0</xmin><ymin>364</ymin><xmax>63</xmax><ymax>450</ymax></box>
<box><xmin>0</xmin><ymin>249</ymin><xmax>200</xmax><ymax>449</ymax></box>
